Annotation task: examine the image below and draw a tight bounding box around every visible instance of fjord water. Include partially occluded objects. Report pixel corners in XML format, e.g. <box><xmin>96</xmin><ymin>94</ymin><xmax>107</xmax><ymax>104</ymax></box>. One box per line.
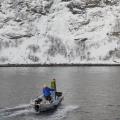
<box><xmin>0</xmin><ymin>67</ymin><xmax>120</xmax><ymax>120</ymax></box>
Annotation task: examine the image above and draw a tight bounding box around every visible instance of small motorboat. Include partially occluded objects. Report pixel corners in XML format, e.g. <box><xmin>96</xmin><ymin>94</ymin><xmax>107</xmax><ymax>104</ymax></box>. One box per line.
<box><xmin>31</xmin><ymin>92</ymin><xmax>64</xmax><ymax>113</ymax></box>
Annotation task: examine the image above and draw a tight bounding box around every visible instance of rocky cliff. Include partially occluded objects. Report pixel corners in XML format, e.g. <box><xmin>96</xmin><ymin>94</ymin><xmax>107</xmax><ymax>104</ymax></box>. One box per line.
<box><xmin>0</xmin><ymin>0</ymin><xmax>120</xmax><ymax>64</ymax></box>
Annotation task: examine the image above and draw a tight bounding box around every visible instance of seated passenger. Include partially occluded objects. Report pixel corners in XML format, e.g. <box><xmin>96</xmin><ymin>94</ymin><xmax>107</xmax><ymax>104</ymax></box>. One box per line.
<box><xmin>43</xmin><ymin>84</ymin><xmax>54</xmax><ymax>102</ymax></box>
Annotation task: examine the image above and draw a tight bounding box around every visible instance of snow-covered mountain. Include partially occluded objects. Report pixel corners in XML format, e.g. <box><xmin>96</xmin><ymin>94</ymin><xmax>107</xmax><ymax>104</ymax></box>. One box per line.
<box><xmin>0</xmin><ymin>0</ymin><xmax>120</xmax><ymax>64</ymax></box>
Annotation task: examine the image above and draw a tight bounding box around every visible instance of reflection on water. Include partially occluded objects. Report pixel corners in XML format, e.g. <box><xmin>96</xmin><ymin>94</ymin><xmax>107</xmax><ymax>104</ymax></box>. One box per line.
<box><xmin>0</xmin><ymin>67</ymin><xmax>120</xmax><ymax>120</ymax></box>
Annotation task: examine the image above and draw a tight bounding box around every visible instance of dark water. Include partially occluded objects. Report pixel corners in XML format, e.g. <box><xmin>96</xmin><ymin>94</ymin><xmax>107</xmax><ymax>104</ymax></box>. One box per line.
<box><xmin>0</xmin><ymin>67</ymin><xmax>120</xmax><ymax>120</ymax></box>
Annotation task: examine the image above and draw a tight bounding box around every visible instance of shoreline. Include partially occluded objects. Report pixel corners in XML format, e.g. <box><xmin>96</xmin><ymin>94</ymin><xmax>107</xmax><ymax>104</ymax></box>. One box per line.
<box><xmin>0</xmin><ymin>63</ymin><xmax>120</xmax><ymax>67</ymax></box>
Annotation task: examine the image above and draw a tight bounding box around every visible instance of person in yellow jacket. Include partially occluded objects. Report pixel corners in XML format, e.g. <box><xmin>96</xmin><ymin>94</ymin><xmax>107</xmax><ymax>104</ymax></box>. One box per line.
<box><xmin>51</xmin><ymin>78</ymin><xmax>57</xmax><ymax>100</ymax></box>
<box><xmin>51</xmin><ymin>78</ymin><xmax>57</xmax><ymax>91</ymax></box>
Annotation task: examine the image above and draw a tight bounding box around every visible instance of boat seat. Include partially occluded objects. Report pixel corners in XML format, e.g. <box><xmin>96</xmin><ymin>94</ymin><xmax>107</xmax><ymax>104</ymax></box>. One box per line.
<box><xmin>56</xmin><ymin>92</ymin><xmax>62</xmax><ymax>97</ymax></box>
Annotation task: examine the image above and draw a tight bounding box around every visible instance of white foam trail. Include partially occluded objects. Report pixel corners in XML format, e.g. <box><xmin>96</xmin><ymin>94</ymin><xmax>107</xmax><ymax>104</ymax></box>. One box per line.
<box><xmin>48</xmin><ymin>105</ymin><xmax>79</xmax><ymax>120</ymax></box>
<box><xmin>0</xmin><ymin>104</ymin><xmax>79</xmax><ymax>120</ymax></box>
<box><xmin>7</xmin><ymin>109</ymin><xmax>34</xmax><ymax>118</ymax></box>
<box><xmin>0</xmin><ymin>104</ymin><xmax>31</xmax><ymax>113</ymax></box>
<box><xmin>0</xmin><ymin>104</ymin><xmax>33</xmax><ymax>118</ymax></box>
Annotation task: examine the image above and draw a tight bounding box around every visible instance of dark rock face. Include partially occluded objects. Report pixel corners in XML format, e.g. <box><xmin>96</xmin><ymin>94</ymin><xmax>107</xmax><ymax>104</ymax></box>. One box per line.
<box><xmin>103</xmin><ymin>0</ymin><xmax>118</xmax><ymax>5</ymax></box>
<box><xmin>27</xmin><ymin>44</ymin><xmax>40</xmax><ymax>53</ymax></box>
<box><xmin>30</xmin><ymin>1</ymin><xmax>53</xmax><ymax>15</ymax></box>
<box><xmin>67</xmin><ymin>0</ymin><xmax>103</xmax><ymax>15</ymax></box>
<box><xmin>5</xmin><ymin>33</ymin><xmax>33</xmax><ymax>39</ymax></box>
<box><xmin>67</xmin><ymin>1</ymin><xmax>86</xmax><ymax>14</ymax></box>
<box><xmin>28</xmin><ymin>55</ymin><xmax>39</xmax><ymax>62</ymax></box>
<box><xmin>67</xmin><ymin>0</ymin><xmax>119</xmax><ymax>15</ymax></box>
<box><xmin>47</xmin><ymin>35</ymin><xmax>67</xmax><ymax>57</ymax></box>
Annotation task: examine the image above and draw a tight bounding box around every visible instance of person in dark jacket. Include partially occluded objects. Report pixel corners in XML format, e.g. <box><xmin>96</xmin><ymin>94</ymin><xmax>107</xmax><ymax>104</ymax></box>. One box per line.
<box><xmin>43</xmin><ymin>84</ymin><xmax>54</xmax><ymax>101</ymax></box>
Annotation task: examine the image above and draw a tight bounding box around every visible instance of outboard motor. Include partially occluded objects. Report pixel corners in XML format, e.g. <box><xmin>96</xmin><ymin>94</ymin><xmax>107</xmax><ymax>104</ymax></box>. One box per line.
<box><xmin>34</xmin><ymin>98</ymin><xmax>42</xmax><ymax>112</ymax></box>
<box><xmin>34</xmin><ymin>104</ymin><xmax>39</xmax><ymax>112</ymax></box>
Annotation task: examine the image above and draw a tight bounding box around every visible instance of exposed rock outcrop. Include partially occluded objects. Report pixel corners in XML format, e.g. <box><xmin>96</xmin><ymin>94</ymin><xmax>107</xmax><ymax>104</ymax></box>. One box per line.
<box><xmin>0</xmin><ymin>0</ymin><xmax>120</xmax><ymax>64</ymax></box>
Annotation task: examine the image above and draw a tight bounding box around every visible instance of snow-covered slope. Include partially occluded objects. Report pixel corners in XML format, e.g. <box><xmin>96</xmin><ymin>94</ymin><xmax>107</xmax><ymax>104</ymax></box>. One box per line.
<box><xmin>0</xmin><ymin>0</ymin><xmax>120</xmax><ymax>64</ymax></box>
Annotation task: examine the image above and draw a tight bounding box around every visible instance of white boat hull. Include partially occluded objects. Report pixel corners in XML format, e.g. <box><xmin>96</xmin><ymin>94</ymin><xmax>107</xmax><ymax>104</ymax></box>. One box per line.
<box><xmin>31</xmin><ymin>93</ymin><xmax>63</xmax><ymax>113</ymax></box>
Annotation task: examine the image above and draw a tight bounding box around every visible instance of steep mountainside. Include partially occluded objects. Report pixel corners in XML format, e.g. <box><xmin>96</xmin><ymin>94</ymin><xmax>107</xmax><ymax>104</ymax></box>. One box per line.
<box><xmin>0</xmin><ymin>0</ymin><xmax>120</xmax><ymax>64</ymax></box>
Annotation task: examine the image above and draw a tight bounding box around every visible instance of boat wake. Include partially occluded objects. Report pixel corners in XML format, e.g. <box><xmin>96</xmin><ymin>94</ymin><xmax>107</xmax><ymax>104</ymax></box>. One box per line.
<box><xmin>0</xmin><ymin>104</ymin><xmax>34</xmax><ymax>119</ymax></box>
<box><xmin>45</xmin><ymin>105</ymin><xmax>80</xmax><ymax>120</ymax></box>
<box><xmin>0</xmin><ymin>104</ymin><xmax>79</xmax><ymax>120</ymax></box>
